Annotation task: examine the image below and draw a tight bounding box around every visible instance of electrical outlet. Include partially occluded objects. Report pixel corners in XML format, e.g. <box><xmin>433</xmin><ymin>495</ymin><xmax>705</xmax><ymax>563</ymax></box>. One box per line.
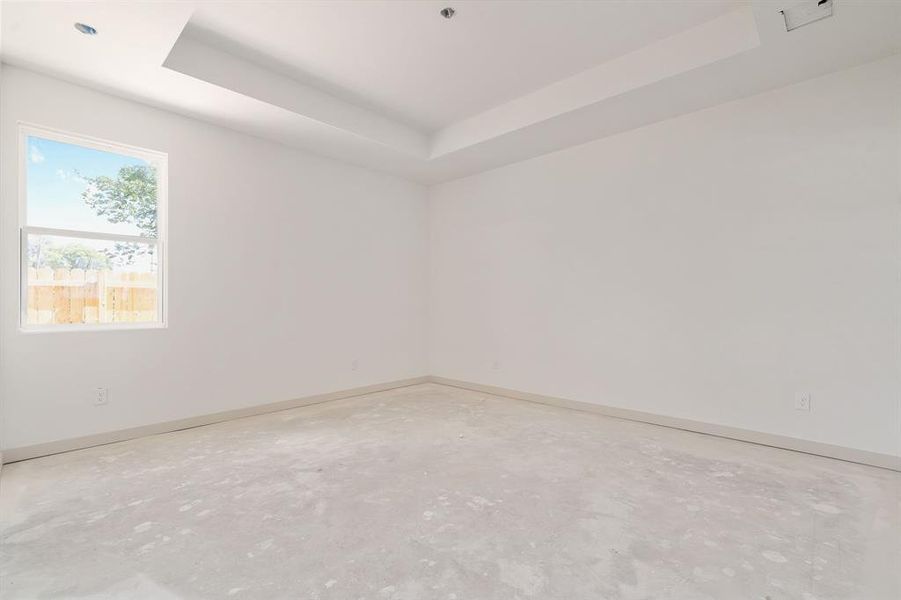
<box><xmin>794</xmin><ymin>392</ymin><xmax>811</xmax><ymax>412</ymax></box>
<box><xmin>491</xmin><ymin>360</ymin><xmax>501</xmax><ymax>371</ymax></box>
<box><xmin>351</xmin><ymin>359</ymin><xmax>359</xmax><ymax>372</ymax></box>
<box><xmin>94</xmin><ymin>387</ymin><xmax>109</xmax><ymax>406</ymax></box>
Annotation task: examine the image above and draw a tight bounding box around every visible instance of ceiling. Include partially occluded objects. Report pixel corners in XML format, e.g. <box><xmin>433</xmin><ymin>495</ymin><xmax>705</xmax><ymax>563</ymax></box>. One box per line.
<box><xmin>2</xmin><ymin>1</ymin><xmax>899</xmax><ymax>184</ymax></box>
<box><xmin>186</xmin><ymin>0</ymin><xmax>742</xmax><ymax>132</ymax></box>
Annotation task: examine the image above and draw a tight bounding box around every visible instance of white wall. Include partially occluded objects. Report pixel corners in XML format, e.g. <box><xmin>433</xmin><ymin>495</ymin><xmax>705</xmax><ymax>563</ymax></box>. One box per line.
<box><xmin>3</xmin><ymin>56</ymin><xmax>899</xmax><ymax>459</ymax></box>
<box><xmin>1</xmin><ymin>66</ymin><xmax>428</xmax><ymax>450</ymax></box>
<box><xmin>429</xmin><ymin>56</ymin><xmax>901</xmax><ymax>457</ymax></box>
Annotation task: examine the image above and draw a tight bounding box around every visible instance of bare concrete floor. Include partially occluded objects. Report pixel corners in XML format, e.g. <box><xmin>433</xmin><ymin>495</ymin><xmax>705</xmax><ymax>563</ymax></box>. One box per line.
<box><xmin>1</xmin><ymin>383</ymin><xmax>899</xmax><ymax>599</ymax></box>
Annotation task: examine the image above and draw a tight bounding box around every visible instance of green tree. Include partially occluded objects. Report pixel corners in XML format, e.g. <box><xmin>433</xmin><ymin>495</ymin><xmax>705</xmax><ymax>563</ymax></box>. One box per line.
<box><xmin>80</xmin><ymin>164</ymin><xmax>157</xmax><ymax>265</ymax></box>
<box><xmin>29</xmin><ymin>240</ymin><xmax>111</xmax><ymax>270</ymax></box>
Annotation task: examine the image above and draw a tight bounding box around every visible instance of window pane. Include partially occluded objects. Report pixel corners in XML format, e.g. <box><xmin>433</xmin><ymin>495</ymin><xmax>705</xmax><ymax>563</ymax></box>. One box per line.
<box><xmin>26</xmin><ymin>234</ymin><xmax>159</xmax><ymax>326</ymax></box>
<box><xmin>26</xmin><ymin>136</ymin><xmax>158</xmax><ymax>238</ymax></box>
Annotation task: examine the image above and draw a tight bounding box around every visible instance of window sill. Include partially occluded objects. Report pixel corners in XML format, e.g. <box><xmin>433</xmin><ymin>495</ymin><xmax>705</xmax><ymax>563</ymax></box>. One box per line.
<box><xmin>19</xmin><ymin>322</ymin><xmax>168</xmax><ymax>334</ymax></box>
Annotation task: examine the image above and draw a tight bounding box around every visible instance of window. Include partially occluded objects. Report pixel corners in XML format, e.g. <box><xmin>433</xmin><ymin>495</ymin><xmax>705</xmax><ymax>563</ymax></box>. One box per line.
<box><xmin>19</xmin><ymin>124</ymin><xmax>167</xmax><ymax>330</ymax></box>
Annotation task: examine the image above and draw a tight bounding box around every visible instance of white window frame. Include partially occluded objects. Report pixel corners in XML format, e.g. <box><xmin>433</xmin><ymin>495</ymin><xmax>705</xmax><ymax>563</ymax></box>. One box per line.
<box><xmin>18</xmin><ymin>123</ymin><xmax>168</xmax><ymax>332</ymax></box>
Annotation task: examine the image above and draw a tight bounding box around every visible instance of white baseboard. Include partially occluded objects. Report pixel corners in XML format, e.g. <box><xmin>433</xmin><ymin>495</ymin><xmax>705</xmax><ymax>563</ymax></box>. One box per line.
<box><xmin>427</xmin><ymin>376</ymin><xmax>901</xmax><ymax>472</ymax></box>
<box><xmin>4</xmin><ymin>375</ymin><xmax>898</xmax><ymax>472</ymax></box>
<box><xmin>1</xmin><ymin>377</ymin><xmax>429</xmax><ymax>464</ymax></box>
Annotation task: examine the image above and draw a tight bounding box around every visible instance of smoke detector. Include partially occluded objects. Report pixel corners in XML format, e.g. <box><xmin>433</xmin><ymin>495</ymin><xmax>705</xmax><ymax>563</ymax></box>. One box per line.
<box><xmin>781</xmin><ymin>0</ymin><xmax>833</xmax><ymax>32</ymax></box>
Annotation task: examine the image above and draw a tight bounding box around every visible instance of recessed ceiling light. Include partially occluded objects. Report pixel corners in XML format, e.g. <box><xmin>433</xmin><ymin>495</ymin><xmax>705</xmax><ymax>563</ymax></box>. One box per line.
<box><xmin>74</xmin><ymin>23</ymin><xmax>98</xmax><ymax>35</ymax></box>
<box><xmin>440</xmin><ymin>7</ymin><xmax>455</xmax><ymax>19</ymax></box>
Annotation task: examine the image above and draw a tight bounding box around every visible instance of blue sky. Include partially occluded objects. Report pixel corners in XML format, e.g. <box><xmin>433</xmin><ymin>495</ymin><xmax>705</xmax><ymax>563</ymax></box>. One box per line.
<box><xmin>27</xmin><ymin>136</ymin><xmax>153</xmax><ymax>236</ymax></box>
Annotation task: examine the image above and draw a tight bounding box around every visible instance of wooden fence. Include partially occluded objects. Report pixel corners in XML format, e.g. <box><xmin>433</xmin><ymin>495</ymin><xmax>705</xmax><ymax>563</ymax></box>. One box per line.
<box><xmin>26</xmin><ymin>267</ymin><xmax>157</xmax><ymax>325</ymax></box>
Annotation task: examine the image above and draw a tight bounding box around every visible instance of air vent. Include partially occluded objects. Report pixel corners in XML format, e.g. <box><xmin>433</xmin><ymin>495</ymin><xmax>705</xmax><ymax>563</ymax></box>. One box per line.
<box><xmin>781</xmin><ymin>0</ymin><xmax>833</xmax><ymax>32</ymax></box>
